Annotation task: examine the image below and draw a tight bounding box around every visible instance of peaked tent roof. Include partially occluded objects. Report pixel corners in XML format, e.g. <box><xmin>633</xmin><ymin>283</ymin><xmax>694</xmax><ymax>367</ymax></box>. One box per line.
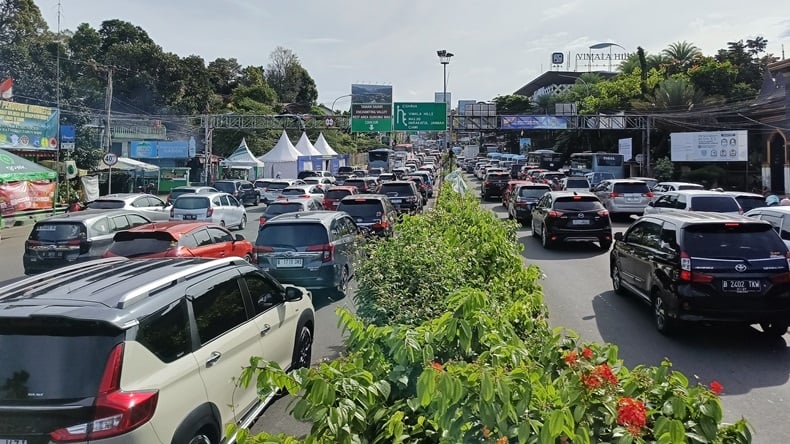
<box><xmin>0</xmin><ymin>149</ymin><xmax>57</xmax><ymax>183</ymax></box>
<box><xmin>258</xmin><ymin>130</ymin><xmax>301</xmax><ymax>162</ymax></box>
<box><xmin>313</xmin><ymin>133</ymin><xmax>338</xmax><ymax>156</ymax></box>
<box><xmin>220</xmin><ymin>138</ymin><xmax>265</xmax><ymax>167</ymax></box>
<box><xmin>94</xmin><ymin>157</ymin><xmax>159</xmax><ymax>173</ymax></box>
<box><xmin>294</xmin><ymin>132</ymin><xmax>322</xmax><ymax>156</ymax></box>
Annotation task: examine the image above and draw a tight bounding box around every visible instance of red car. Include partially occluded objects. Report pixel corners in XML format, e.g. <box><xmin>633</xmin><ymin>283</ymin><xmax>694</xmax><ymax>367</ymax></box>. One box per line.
<box><xmin>323</xmin><ymin>185</ymin><xmax>359</xmax><ymax>210</ymax></box>
<box><xmin>103</xmin><ymin>221</ymin><xmax>254</xmax><ymax>262</ymax></box>
<box><xmin>502</xmin><ymin>180</ymin><xmax>531</xmax><ymax>206</ymax></box>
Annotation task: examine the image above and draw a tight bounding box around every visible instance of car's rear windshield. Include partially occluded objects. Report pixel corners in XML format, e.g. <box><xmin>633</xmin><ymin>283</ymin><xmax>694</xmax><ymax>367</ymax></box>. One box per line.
<box><xmin>554</xmin><ymin>197</ymin><xmax>604</xmax><ymax>211</ymax></box>
<box><xmin>170</xmin><ymin>188</ymin><xmax>201</xmax><ymax>200</ymax></box>
<box><xmin>257</xmin><ymin>223</ymin><xmax>329</xmax><ymax>247</ymax></box>
<box><xmin>487</xmin><ymin>173</ymin><xmax>510</xmax><ymax>181</ymax></box>
<box><xmin>281</xmin><ymin>188</ymin><xmax>308</xmax><ymax>196</ymax></box>
<box><xmin>29</xmin><ymin>222</ymin><xmax>84</xmax><ymax>241</ymax></box>
<box><xmin>265</xmin><ymin>203</ymin><xmax>304</xmax><ymax>215</ymax></box>
<box><xmin>212</xmin><ymin>182</ymin><xmax>235</xmax><ymax>193</ymax></box>
<box><xmin>683</xmin><ymin>223</ymin><xmax>787</xmax><ymax>259</ymax></box>
<box><xmin>518</xmin><ymin>187</ymin><xmax>550</xmax><ymax>198</ymax></box>
<box><xmin>338</xmin><ymin>201</ymin><xmax>384</xmax><ymax>218</ymax></box>
<box><xmin>678</xmin><ymin>184</ymin><xmax>704</xmax><ymax>190</ymax></box>
<box><xmin>87</xmin><ymin>199</ymin><xmax>123</xmax><ymax>209</ymax></box>
<box><xmin>735</xmin><ymin>196</ymin><xmax>765</xmax><ymax>212</ymax></box>
<box><xmin>267</xmin><ymin>182</ymin><xmax>291</xmax><ymax>190</ymax></box>
<box><xmin>565</xmin><ymin>179</ymin><xmax>590</xmax><ymax>188</ymax></box>
<box><xmin>689</xmin><ymin>196</ymin><xmax>740</xmax><ymax>212</ymax></box>
<box><xmin>325</xmin><ymin>189</ymin><xmax>352</xmax><ymax>199</ymax></box>
<box><xmin>174</xmin><ymin>196</ymin><xmax>210</xmax><ymax>209</ymax></box>
<box><xmin>379</xmin><ymin>184</ymin><xmax>415</xmax><ymax>195</ymax></box>
<box><xmin>254</xmin><ymin>181</ymin><xmax>272</xmax><ymax>189</ymax></box>
<box><xmin>0</xmin><ymin>319</ymin><xmax>122</xmax><ymax>400</ymax></box>
<box><xmin>613</xmin><ymin>182</ymin><xmax>650</xmax><ymax>193</ymax></box>
<box><xmin>108</xmin><ymin>231</ymin><xmax>176</xmax><ymax>257</ymax></box>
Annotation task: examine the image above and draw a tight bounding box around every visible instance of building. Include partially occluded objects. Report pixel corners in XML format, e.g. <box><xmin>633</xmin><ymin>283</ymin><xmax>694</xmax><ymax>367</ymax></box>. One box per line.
<box><xmin>750</xmin><ymin>59</ymin><xmax>790</xmax><ymax>194</ymax></box>
<box><xmin>513</xmin><ymin>71</ymin><xmax>617</xmax><ymax>103</ymax></box>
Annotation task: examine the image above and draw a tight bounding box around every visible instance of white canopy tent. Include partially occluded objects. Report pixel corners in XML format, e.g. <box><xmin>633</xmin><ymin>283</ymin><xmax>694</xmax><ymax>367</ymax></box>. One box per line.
<box><xmin>220</xmin><ymin>138</ymin><xmax>265</xmax><ymax>179</ymax></box>
<box><xmin>94</xmin><ymin>157</ymin><xmax>160</xmax><ymax>193</ymax></box>
<box><xmin>294</xmin><ymin>132</ymin><xmax>322</xmax><ymax>157</ymax></box>
<box><xmin>258</xmin><ymin>130</ymin><xmax>300</xmax><ymax>179</ymax></box>
<box><xmin>313</xmin><ymin>132</ymin><xmax>341</xmax><ymax>171</ymax></box>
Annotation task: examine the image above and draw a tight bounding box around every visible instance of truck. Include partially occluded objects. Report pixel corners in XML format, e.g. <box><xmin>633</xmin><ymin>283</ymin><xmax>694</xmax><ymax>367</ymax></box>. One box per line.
<box><xmin>483</xmin><ymin>144</ymin><xmax>500</xmax><ymax>154</ymax></box>
<box><xmin>463</xmin><ymin>145</ymin><xmax>479</xmax><ymax>159</ymax></box>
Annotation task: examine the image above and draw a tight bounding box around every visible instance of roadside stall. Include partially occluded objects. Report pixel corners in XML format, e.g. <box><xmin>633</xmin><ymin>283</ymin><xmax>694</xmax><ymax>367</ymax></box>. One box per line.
<box><xmin>93</xmin><ymin>157</ymin><xmax>160</xmax><ymax>194</ymax></box>
<box><xmin>0</xmin><ymin>148</ymin><xmax>58</xmax><ymax>227</ymax></box>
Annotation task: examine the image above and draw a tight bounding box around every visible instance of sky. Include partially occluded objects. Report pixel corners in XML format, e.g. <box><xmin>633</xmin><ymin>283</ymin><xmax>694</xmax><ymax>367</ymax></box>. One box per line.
<box><xmin>35</xmin><ymin>0</ymin><xmax>790</xmax><ymax>109</ymax></box>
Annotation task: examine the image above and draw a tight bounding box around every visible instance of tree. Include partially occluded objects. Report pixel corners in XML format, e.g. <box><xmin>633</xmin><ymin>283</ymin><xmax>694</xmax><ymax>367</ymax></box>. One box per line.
<box><xmin>265</xmin><ymin>47</ymin><xmax>316</xmax><ymax>105</ymax></box>
<box><xmin>492</xmin><ymin>94</ymin><xmax>533</xmax><ymax>114</ymax></box>
<box><xmin>633</xmin><ymin>77</ymin><xmax>703</xmax><ymax>111</ymax></box>
<box><xmin>0</xmin><ymin>0</ymin><xmax>47</xmax><ymax>46</ymax></box>
<box><xmin>207</xmin><ymin>57</ymin><xmax>242</xmax><ymax>97</ymax></box>
<box><xmin>687</xmin><ymin>57</ymin><xmax>738</xmax><ymax>97</ymax></box>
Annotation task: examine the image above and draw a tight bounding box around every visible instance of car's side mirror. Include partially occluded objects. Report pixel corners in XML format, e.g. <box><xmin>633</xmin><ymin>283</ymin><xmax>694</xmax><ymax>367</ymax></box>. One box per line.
<box><xmin>648</xmin><ymin>201</ymin><xmax>655</xmax><ymax>207</ymax></box>
<box><xmin>234</xmin><ymin>234</ymin><xmax>245</xmax><ymax>241</ymax></box>
<box><xmin>614</xmin><ymin>232</ymin><xmax>624</xmax><ymax>241</ymax></box>
<box><xmin>285</xmin><ymin>286</ymin><xmax>305</xmax><ymax>302</ymax></box>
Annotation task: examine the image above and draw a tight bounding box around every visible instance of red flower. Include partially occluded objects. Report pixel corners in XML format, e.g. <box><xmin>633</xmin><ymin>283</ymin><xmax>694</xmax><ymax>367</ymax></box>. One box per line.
<box><xmin>617</xmin><ymin>397</ymin><xmax>647</xmax><ymax>436</ymax></box>
<box><xmin>564</xmin><ymin>350</ymin><xmax>579</xmax><ymax>365</ymax></box>
<box><xmin>710</xmin><ymin>380</ymin><xmax>723</xmax><ymax>395</ymax></box>
<box><xmin>581</xmin><ymin>364</ymin><xmax>619</xmax><ymax>389</ymax></box>
<box><xmin>582</xmin><ymin>347</ymin><xmax>594</xmax><ymax>360</ymax></box>
<box><xmin>430</xmin><ymin>361</ymin><xmax>444</xmax><ymax>372</ymax></box>
<box><xmin>581</xmin><ymin>374</ymin><xmax>602</xmax><ymax>389</ymax></box>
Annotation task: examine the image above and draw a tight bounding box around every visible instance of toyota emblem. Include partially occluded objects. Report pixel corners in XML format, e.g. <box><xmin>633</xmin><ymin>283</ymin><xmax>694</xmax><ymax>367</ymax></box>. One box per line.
<box><xmin>734</xmin><ymin>263</ymin><xmax>747</xmax><ymax>272</ymax></box>
<box><xmin>578</xmin><ymin>213</ymin><xmax>585</xmax><ymax>218</ymax></box>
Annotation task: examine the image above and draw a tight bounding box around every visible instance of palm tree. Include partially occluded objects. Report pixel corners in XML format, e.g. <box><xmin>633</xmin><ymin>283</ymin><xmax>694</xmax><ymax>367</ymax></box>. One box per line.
<box><xmin>645</xmin><ymin>53</ymin><xmax>673</xmax><ymax>71</ymax></box>
<box><xmin>662</xmin><ymin>41</ymin><xmax>702</xmax><ymax>72</ymax></box>
<box><xmin>632</xmin><ymin>77</ymin><xmax>703</xmax><ymax>111</ymax></box>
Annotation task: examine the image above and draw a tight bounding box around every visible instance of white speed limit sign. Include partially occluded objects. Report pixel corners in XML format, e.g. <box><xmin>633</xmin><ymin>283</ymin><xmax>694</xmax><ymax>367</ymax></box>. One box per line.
<box><xmin>102</xmin><ymin>152</ymin><xmax>118</xmax><ymax>166</ymax></box>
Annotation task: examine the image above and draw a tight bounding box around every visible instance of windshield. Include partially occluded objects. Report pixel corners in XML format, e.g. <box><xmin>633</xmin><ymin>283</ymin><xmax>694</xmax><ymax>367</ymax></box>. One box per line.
<box><xmin>554</xmin><ymin>198</ymin><xmax>604</xmax><ymax>211</ymax></box>
<box><xmin>30</xmin><ymin>222</ymin><xmax>84</xmax><ymax>241</ymax></box>
<box><xmin>736</xmin><ymin>196</ymin><xmax>766</xmax><ymax>212</ymax></box>
<box><xmin>518</xmin><ymin>187</ymin><xmax>550</xmax><ymax>198</ymax></box>
<box><xmin>212</xmin><ymin>182</ymin><xmax>236</xmax><ymax>193</ymax></box>
<box><xmin>254</xmin><ymin>181</ymin><xmax>272</xmax><ymax>189</ymax></box>
<box><xmin>257</xmin><ymin>223</ymin><xmax>329</xmax><ymax>247</ymax></box>
<box><xmin>174</xmin><ymin>196</ymin><xmax>210</xmax><ymax>209</ymax></box>
<box><xmin>281</xmin><ymin>188</ymin><xmax>309</xmax><ymax>196</ymax></box>
<box><xmin>565</xmin><ymin>179</ymin><xmax>590</xmax><ymax>188</ymax></box>
<box><xmin>109</xmin><ymin>231</ymin><xmax>176</xmax><ymax>257</ymax></box>
<box><xmin>379</xmin><ymin>184</ymin><xmax>415</xmax><ymax>195</ymax></box>
<box><xmin>325</xmin><ymin>189</ymin><xmax>352</xmax><ymax>199</ymax></box>
<box><xmin>87</xmin><ymin>200</ymin><xmax>124</xmax><ymax>209</ymax></box>
<box><xmin>613</xmin><ymin>183</ymin><xmax>649</xmax><ymax>193</ymax></box>
<box><xmin>689</xmin><ymin>196</ymin><xmax>740</xmax><ymax>212</ymax></box>
<box><xmin>265</xmin><ymin>203</ymin><xmax>304</xmax><ymax>215</ymax></box>
<box><xmin>368</xmin><ymin>151</ymin><xmax>389</xmax><ymax>162</ymax></box>
<box><xmin>338</xmin><ymin>201</ymin><xmax>383</xmax><ymax>218</ymax></box>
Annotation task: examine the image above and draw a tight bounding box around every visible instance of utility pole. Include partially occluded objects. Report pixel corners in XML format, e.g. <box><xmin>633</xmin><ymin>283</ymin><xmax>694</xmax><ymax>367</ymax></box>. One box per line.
<box><xmin>105</xmin><ymin>67</ymin><xmax>113</xmax><ymax>194</ymax></box>
<box><xmin>53</xmin><ymin>0</ymin><xmax>62</xmax><ymax>214</ymax></box>
<box><xmin>203</xmin><ymin>115</ymin><xmax>213</xmax><ymax>184</ymax></box>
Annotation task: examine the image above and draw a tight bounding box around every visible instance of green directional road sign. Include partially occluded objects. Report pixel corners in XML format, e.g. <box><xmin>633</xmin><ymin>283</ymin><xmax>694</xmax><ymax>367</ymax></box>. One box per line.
<box><xmin>350</xmin><ymin>104</ymin><xmax>392</xmax><ymax>132</ymax></box>
<box><xmin>394</xmin><ymin>102</ymin><xmax>447</xmax><ymax>131</ymax></box>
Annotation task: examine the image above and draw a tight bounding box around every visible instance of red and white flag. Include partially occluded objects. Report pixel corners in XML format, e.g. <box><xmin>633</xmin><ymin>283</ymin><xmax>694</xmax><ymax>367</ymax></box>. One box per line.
<box><xmin>0</xmin><ymin>78</ymin><xmax>13</xmax><ymax>99</ymax></box>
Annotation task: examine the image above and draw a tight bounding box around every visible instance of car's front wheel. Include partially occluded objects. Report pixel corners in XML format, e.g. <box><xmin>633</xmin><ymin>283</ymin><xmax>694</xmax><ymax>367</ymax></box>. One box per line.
<box><xmin>541</xmin><ymin>224</ymin><xmax>553</xmax><ymax>249</ymax></box>
<box><xmin>237</xmin><ymin>215</ymin><xmax>247</xmax><ymax>230</ymax></box>
<box><xmin>336</xmin><ymin>266</ymin><xmax>349</xmax><ymax>298</ymax></box>
<box><xmin>611</xmin><ymin>262</ymin><xmax>625</xmax><ymax>295</ymax></box>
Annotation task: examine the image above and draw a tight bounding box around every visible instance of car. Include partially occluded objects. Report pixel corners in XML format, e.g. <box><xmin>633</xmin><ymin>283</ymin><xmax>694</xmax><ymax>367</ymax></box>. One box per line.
<box><xmin>744</xmin><ymin>206</ymin><xmax>790</xmax><ymax>248</ymax></box>
<box><xmin>530</xmin><ymin>191</ymin><xmax>612</xmax><ymax>250</ymax></box>
<box><xmin>650</xmin><ymin>181</ymin><xmax>705</xmax><ymax>201</ymax></box>
<box><xmin>104</xmin><ymin>221</ymin><xmax>254</xmax><ymax>261</ymax></box>
<box><xmin>337</xmin><ymin>194</ymin><xmax>398</xmax><ymax>237</ymax></box>
<box><xmin>628</xmin><ymin>176</ymin><xmax>659</xmax><ymax>190</ymax></box>
<box><xmin>406</xmin><ymin>171</ymin><xmax>435</xmax><ymax>197</ymax></box>
<box><xmin>0</xmin><ymin>257</ymin><xmax>314</xmax><ymax>443</ymax></box>
<box><xmin>536</xmin><ymin>171</ymin><xmax>567</xmax><ymax>188</ymax></box>
<box><xmin>585</xmin><ymin>171</ymin><xmax>616</xmax><ymax>187</ymax></box>
<box><xmin>256</xmin><ymin>179</ymin><xmax>305</xmax><ymax>204</ymax></box>
<box><xmin>170</xmin><ymin>192</ymin><xmax>248</xmax><ymax>230</ymax></box>
<box><xmin>337</xmin><ymin>166</ymin><xmax>354</xmax><ymax>176</ymax></box>
<box><xmin>405</xmin><ymin>175</ymin><xmax>429</xmax><ymax>203</ymax></box>
<box><xmin>165</xmin><ymin>186</ymin><xmax>218</xmax><ymax>205</ymax></box>
<box><xmin>610</xmin><ymin>212</ymin><xmax>790</xmax><ymax>336</ymax></box>
<box><xmin>86</xmin><ymin>193</ymin><xmax>171</xmax><ymax>221</ymax></box>
<box><xmin>323</xmin><ymin>185</ymin><xmax>359</xmax><ymax>210</ymax></box>
<box><xmin>374</xmin><ymin>180</ymin><xmax>423</xmax><ymax>214</ymax></box>
<box><xmin>592</xmin><ymin>179</ymin><xmax>653</xmax><ymax>216</ymax></box>
<box><xmin>520</xmin><ymin>168</ymin><xmax>548</xmax><ymax>181</ymax></box>
<box><xmin>644</xmin><ymin>190</ymin><xmax>742</xmax><ymax>216</ymax></box>
<box><xmin>561</xmin><ymin>176</ymin><xmax>591</xmax><ymax>193</ymax></box>
<box><xmin>377</xmin><ymin>172</ymin><xmax>398</xmax><ymax>183</ymax></box>
<box><xmin>501</xmin><ymin>180</ymin><xmax>530</xmax><ymax>206</ymax></box>
<box><xmin>507</xmin><ymin>183</ymin><xmax>551</xmax><ymax>225</ymax></box>
<box><xmin>22</xmin><ymin>209</ymin><xmax>152</xmax><ymax>274</ymax></box>
<box><xmin>480</xmin><ymin>171</ymin><xmax>512</xmax><ymax>200</ymax></box>
<box><xmin>211</xmin><ymin>179</ymin><xmax>260</xmax><ymax>206</ymax></box>
<box><xmin>303</xmin><ymin>176</ymin><xmax>335</xmax><ymax>190</ymax></box>
<box><xmin>278</xmin><ymin>184</ymin><xmax>326</xmax><ymax>204</ymax></box>
<box><xmin>259</xmin><ymin>196</ymin><xmax>324</xmax><ymax>227</ymax></box>
<box><xmin>342</xmin><ymin>177</ymin><xmax>379</xmax><ymax>194</ymax></box>
<box><xmin>720</xmin><ymin>190</ymin><xmax>766</xmax><ymax>213</ymax></box>
<box><xmin>255</xmin><ymin>211</ymin><xmax>361</xmax><ymax>295</ymax></box>
<box><xmin>509</xmin><ymin>163</ymin><xmax>525</xmax><ymax>179</ymax></box>
<box><xmin>367</xmin><ymin>167</ymin><xmax>385</xmax><ymax>178</ymax></box>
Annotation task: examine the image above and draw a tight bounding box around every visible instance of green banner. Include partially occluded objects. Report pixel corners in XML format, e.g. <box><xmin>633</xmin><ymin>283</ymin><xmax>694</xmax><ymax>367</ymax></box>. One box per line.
<box><xmin>0</xmin><ymin>100</ymin><xmax>60</xmax><ymax>150</ymax></box>
<box><xmin>351</xmin><ymin>117</ymin><xmax>392</xmax><ymax>132</ymax></box>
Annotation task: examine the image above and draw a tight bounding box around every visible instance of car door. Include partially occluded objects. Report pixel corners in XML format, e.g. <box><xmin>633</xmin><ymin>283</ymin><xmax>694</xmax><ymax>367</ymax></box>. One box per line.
<box><xmin>190</xmin><ymin>228</ymin><xmax>222</xmax><ymax>258</ymax></box>
<box><xmin>206</xmin><ymin>226</ymin><xmax>236</xmax><ymax>258</ymax></box>
<box><xmin>333</xmin><ymin>216</ymin><xmax>357</xmax><ymax>276</ymax></box>
<box><xmin>126</xmin><ymin>213</ymin><xmax>151</xmax><ymax>228</ymax></box>
<box><xmin>531</xmin><ymin>194</ymin><xmax>552</xmax><ymax>232</ymax></box>
<box><xmin>188</xmin><ymin>270</ymin><xmax>263</xmax><ymax>425</ymax></box>
<box><xmin>623</xmin><ymin>220</ymin><xmax>663</xmax><ymax>297</ymax></box>
<box><xmin>220</xmin><ymin>194</ymin><xmax>240</xmax><ymax>227</ymax></box>
<box><xmin>594</xmin><ymin>181</ymin><xmax>611</xmax><ymax>206</ymax></box>
<box><xmin>87</xmin><ymin>217</ymin><xmax>119</xmax><ymax>258</ymax></box>
<box><xmin>241</xmin><ymin>271</ymin><xmax>297</xmax><ymax>370</ymax></box>
<box><xmin>616</xmin><ymin>222</ymin><xmax>647</xmax><ymax>290</ymax></box>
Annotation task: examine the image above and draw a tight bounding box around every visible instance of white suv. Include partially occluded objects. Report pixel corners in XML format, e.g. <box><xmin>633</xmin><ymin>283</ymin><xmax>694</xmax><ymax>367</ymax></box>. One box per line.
<box><xmin>0</xmin><ymin>257</ymin><xmax>314</xmax><ymax>443</ymax></box>
<box><xmin>171</xmin><ymin>192</ymin><xmax>248</xmax><ymax>230</ymax></box>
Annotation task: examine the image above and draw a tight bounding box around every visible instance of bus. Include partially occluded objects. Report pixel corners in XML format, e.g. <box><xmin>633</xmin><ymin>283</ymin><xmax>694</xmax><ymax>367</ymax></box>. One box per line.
<box><xmin>568</xmin><ymin>152</ymin><xmax>625</xmax><ymax>181</ymax></box>
<box><xmin>525</xmin><ymin>149</ymin><xmax>563</xmax><ymax>171</ymax></box>
<box><xmin>367</xmin><ymin>148</ymin><xmax>395</xmax><ymax>172</ymax></box>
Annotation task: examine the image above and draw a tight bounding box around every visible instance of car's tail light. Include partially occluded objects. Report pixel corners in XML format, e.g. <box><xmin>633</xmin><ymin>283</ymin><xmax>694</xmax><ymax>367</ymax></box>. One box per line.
<box><xmin>643</xmin><ymin>191</ymin><xmax>654</xmax><ymax>198</ymax></box>
<box><xmin>259</xmin><ymin>216</ymin><xmax>267</xmax><ymax>225</ymax></box>
<box><xmin>25</xmin><ymin>240</ymin><xmax>41</xmax><ymax>248</ymax></box>
<box><xmin>254</xmin><ymin>245</ymin><xmax>273</xmax><ymax>262</ymax></box>
<box><xmin>678</xmin><ymin>252</ymin><xmax>713</xmax><ymax>282</ymax></box>
<box><xmin>597</xmin><ymin>209</ymin><xmax>609</xmax><ymax>217</ymax></box>
<box><xmin>373</xmin><ymin>220</ymin><xmax>389</xmax><ymax>230</ymax></box>
<box><xmin>206</xmin><ymin>208</ymin><xmax>213</xmax><ymax>217</ymax></box>
<box><xmin>609</xmin><ymin>192</ymin><xmax>621</xmax><ymax>198</ymax></box>
<box><xmin>770</xmin><ymin>271</ymin><xmax>790</xmax><ymax>284</ymax></box>
<box><xmin>307</xmin><ymin>243</ymin><xmax>334</xmax><ymax>262</ymax></box>
<box><xmin>50</xmin><ymin>344</ymin><xmax>158</xmax><ymax>443</ymax></box>
<box><xmin>548</xmin><ymin>210</ymin><xmax>564</xmax><ymax>218</ymax></box>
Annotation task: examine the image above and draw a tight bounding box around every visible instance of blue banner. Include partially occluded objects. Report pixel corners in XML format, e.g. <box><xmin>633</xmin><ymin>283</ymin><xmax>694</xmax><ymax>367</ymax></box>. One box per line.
<box><xmin>500</xmin><ymin>115</ymin><xmax>568</xmax><ymax>130</ymax></box>
<box><xmin>0</xmin><ymin>100</ymin><xmax>59</xmax><ymax>150</ymax></box>
<box><xmin>130</xmin><ymin>140</ymin><xmax>190</xmax><ymax>158</ymax></box>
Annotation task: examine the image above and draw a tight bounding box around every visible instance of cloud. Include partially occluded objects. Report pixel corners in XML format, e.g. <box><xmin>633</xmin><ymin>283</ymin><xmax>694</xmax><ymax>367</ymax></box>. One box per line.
<box><xmin>301</xmin><ymin>37</ymin><xmax>344</xmax><ymax>45</ymax></box>
<box><xmin>541</xmin><ymin>0</ymin><xmax>581</xmax><ymax>21</ymax></box>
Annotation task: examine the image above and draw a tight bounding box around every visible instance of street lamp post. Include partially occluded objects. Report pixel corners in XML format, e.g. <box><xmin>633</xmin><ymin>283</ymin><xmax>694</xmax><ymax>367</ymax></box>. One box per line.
<box><xmin>437</xmin><ymin>49</ymin><xmax>454</xmax><ymax>151</ymax></box>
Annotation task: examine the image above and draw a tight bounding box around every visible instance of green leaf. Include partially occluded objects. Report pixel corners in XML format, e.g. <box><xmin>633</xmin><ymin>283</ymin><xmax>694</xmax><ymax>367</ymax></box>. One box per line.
<box><xmin>417</xmin><ymin>369</ymin><xmax>436</xmax><ymax>407</ymax></box>
<box><xmin>700</xmin><ymin>400</ymin><xmax>723</xmax><ymax>422</ymax></box>
<box><xmin>574</xmin><ymin>426</ymin><xmax>591</xmax><ymax>444</ymax></box>
<box><xmin>668</xmin><ymin>419</ymin><xmax>686</xmax><ymax>444</ymax></box>
<box><xmin>481</xmin><ymin>371</ymin><xmax>495</xmax><ymax>403</ymax></box>
<box><xmin>617</xmin><ymin>434</ymin><xmax>634</xmax><ymax>444</ymax></box>
<box><xmin>518</xmin><ymin>421</ymin><xmax>531</xmax><ymax>444</ymax></box>
<box><xmin>548</xmin><ymin>410</ymin><xmax>564</xmax><ymax>438</ymax></box>
<box><xmin>699</xmin><ymin>416</ymin><xmax>719</xmax><ymax>440</ymax></box>
<box><xmin>671</xmin><ymin>396</ymin><xmax>687</xmax><ymax>420</ymax></box>
<box><xmin>406</xmin><ymin>397</ymin><xmax>420</xmax><ymax>412</ymax></box>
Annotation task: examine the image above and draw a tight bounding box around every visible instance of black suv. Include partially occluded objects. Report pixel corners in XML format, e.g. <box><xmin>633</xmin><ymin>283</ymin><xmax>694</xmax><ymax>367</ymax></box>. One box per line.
<box><xmin>481</xmin><ymin>172</ymin><xmax>512</xmax><ymax>200</ymax></box>
<box><xmin>610</xmin><ymin>212</ymin><xmax>790</xmax><ymax>336</ymax></box>
<box><xmin>507</xmin><ymin>183</ymin><xmax>551</xmax><ymax>226</ymax></box>
<box><xmin>342</xmin><ymin>177</ymin><xmax>378</xmax><ymax>194</ymax></box>
<box><xmin>0</xmin><ymin>257</ymin><xmax>314</xmax><ymax>444</ymax></box>
<box><xmin>23</xmin><ymin>209</ymin><xmax>152</xmax><ymax>274</ymax></box>
<box><xmin>337</xmin><ymin>194</ymin><xmax>398</xmax><ymax>237</ymax></box>
<box><xmin>377</xmin><ymin>180</ymin><xmax>423</xmax><ymax>214</ymax></box>
<box><xmin>531</xmin><ymin>191</ymin><xmax>612</xmax><ymax>250</ymax></box>
<box><xmin>211</xmin><ymin>179</ymin><xmax>260</xmax><ymax>206</ymax></box>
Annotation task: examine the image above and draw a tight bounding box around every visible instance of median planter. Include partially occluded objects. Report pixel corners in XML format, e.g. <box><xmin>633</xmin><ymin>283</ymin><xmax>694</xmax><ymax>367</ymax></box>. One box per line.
<box><xmin>234</xmin><ymin>180</ymin><xmax>752</xmax><ymax>444</ymax></box>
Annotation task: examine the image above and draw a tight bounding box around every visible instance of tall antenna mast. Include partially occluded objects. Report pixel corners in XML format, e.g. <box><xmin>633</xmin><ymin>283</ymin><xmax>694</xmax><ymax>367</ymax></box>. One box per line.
<box><xmin>54</xmin><ymin>0</ymin><xmax>62</xmax><ymax>213</ymax></box>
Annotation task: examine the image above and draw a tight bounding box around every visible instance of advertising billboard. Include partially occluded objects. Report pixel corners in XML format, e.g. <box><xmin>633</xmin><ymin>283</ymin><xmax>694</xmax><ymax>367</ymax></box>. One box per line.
<box><xmin>351</xmin><ymin>84</ymin><xmax>392</xmax><ymax>133</ymax></box>
<box><xmin>0</xmin><ymin>100</ymin><xmax>59</xmax><ymax>150</ymax></box>
<box><xmin>670</xmin><ymin>130</ymin><xmax>748</xmax><ymax>162</ymax></box>
<box><xmin>500</xmin><ymin>115</ymin><xmax>568</xmax><ymax>130</ymax></box>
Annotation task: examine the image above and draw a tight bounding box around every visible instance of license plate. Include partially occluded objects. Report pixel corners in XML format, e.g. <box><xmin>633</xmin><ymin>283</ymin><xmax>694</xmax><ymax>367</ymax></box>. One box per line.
<box><xmin>625</xmin><ymin>196</ymin><xmax>639</xmax><ymax>202</ymax></box>
<box><xmin>721</xmin><ymin>280</ymin><xmax>761</xmax><ymax>292</ymax></box>
<box><xmin>390</xmin><ymin>199</ymin><xmax>402</xmax><ymax>203</ymax></box>
<box><xmin>277</xmin><ymin>258</ymin><xmax>303</xmax><ymax>268</ymax></box>
<box><xmin>184</xmin><ymin>214</ymin><xmax>197</xmax><ymax>220</ymax></box>
<box><xmin>41</xmin><ymin>251</ymin><xmax>61</xmax><ymax>258</ymax></box>
<box><xmin>0</xmin><ymin>439</ymin><xmax>28</xmax><ymax>444</ymax></box>
<box><xmin>572</xmin><ymin>219</ymin><xmax>591</xmax><ymax>225</ymax></box>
